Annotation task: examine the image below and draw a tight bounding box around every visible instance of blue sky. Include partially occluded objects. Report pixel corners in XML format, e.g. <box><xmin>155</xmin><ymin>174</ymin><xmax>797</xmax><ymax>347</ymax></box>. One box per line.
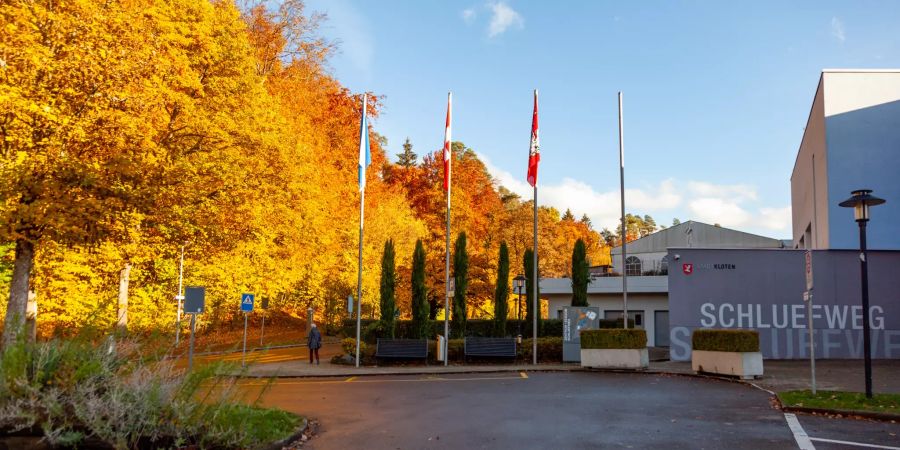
<box><xmin>304</xmin><ymin>0</ymin><xmax>900</xmax><ymax>238</ymax></box>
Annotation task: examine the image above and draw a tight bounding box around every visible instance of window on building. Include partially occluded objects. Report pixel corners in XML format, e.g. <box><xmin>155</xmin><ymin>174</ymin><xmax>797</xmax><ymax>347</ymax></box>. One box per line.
<box><xmin>659</xmin><ymin>256</ymin><xmax>668</xmax><ymax>275</ymax></box>
<box><xmin>625</xmin><ymin>256</ymin><xmax>642</xmax><ymax>276</ymax></box>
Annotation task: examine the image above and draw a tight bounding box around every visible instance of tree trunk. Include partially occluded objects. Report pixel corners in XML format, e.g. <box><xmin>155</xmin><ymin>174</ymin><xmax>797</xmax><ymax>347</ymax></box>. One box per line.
<box><xmin>25</xmin><ymin>290</ymin><xmax>37</xmax><ymax>342</ymax></box>
<box><xmin>116</xmin><ymin>262</ymin><xmax>131</xmax><ymax>334</ymax></box>
<box><xmin>2</xmin><ymin>239</ymin><xmax>35</xmax><ymax>349</ymax></box>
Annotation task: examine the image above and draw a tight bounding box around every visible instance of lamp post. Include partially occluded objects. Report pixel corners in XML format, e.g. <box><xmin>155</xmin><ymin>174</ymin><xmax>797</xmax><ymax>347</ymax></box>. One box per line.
<box><xmin>513</xmin><ymin>274</ymin><xmax>526</xmax><ymax>343</ymax></box>
<box><xmin>838</xmin><ymin>189</ymin><xmax>886</xmax><ymax>399</ymax></box>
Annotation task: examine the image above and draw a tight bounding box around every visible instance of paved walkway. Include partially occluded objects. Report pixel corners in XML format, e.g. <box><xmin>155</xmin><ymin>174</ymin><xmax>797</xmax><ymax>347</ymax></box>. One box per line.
<box><xmin>237</xmin><ymin>346</ymin><xmax>900</xmax><ymax>395</ymax></box>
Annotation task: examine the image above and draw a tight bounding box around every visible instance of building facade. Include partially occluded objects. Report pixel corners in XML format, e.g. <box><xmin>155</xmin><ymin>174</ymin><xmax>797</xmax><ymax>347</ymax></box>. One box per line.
<box><xmin>543</xmin><ymin>221</ymin><xmax>784</xmax><ymax>347</ymax></box>
<box><xmin>791</xmin><ymin>69</ymin><xmax>900</xmax><ymax>250</ymax></box>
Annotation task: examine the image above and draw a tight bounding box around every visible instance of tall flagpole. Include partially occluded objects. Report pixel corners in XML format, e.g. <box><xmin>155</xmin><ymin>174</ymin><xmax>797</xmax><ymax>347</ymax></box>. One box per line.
<box><xmin>618</xmin><ymin>92</ymin><xmax>629</xmax><ymax>329</ymax></box>
<box><xmin>355</xmin><ymin>94</ymin><xmax>369</xmax><ymax>368</ymax></box>
<box><xmin>443</xmin><ymin>92</ymin><xmax>452</xmax><ymax>366</ymax></box>
<box><xmin>531</xmin><ymin>89</ymin><xmax>540</xmax><ymax>365</ymax></box>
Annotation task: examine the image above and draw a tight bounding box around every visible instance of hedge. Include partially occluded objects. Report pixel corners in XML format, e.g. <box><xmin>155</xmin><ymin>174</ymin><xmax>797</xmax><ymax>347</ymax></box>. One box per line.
<box><xmin>691</xmin><ymin>329</ymin><xmax>760</xmax><ymax>353</ymax></box>
<box><xmin>580</xmin><ymin>329</ymin><xmax>646</xmax><ymax>349</ymax></box>
<box><xmin>336</xmin><ymin>337</ymin><xmax>563</xmax><ymax>364</ymax></box>
<box><xmin>341</xmin><ymin>319</ymin><xmax>564</xmax><ymax>342</ymax></box>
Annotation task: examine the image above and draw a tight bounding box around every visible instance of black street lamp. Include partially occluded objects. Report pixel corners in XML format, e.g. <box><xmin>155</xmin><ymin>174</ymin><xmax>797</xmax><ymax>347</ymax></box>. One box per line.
<box><xmin>513</xmin><ymin>274</ymin><xmax>526</xmax><ymax>343</ymax></box>
<box><xmin>838</xmin><ymin>189</ymin><xmax>886</xmax><ymax>399</ymax></box>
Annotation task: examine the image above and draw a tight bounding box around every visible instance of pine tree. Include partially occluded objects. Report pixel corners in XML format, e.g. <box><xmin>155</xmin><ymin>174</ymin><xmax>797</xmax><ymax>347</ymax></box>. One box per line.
<box><xmin>672</xmin><ymin>218</ymin><xmax>682</xmax><ymax>226</ymax></box>
<box><xmin>493</xmin><ymin>242</ymin><xmax>510</xmax><ymax>337</ymax></box>
<box><xmin>379</xmin><ymin>239</ymin><xmax>397</xmax><ymax>338</ymax></box>
<box><xmin>571</xmin><ymin>239</ymin><xmax>589</xmax><ymax>306</ymax></box>
<box><xmin>524</xmin><ymin>248</ymin><xmax>542</xmax><ymax>337</ymax></box>
<box><xmin>562</xmin><ymin>209</ymin><xmax>575</xmax><ymax>221</ymax></box>
<box><xmin>452</xmin><ymin>232</ymin><xmax>468</xmax><ymax>338</ymax></box>
<box><xmin>397</xmin><ymin>137</ymin><xmax>417</xmax><ymax>168</ymax></box>
<box><xmin>410</xmin><ymin>239</ymin><xmax>429</xmax><ymax>339</ymax></box>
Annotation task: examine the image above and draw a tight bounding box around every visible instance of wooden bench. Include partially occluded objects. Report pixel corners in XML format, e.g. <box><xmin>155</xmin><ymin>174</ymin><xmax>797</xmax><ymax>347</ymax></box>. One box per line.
<box><xmin>375</xmin><ymin>339</ymin><xmax>428</xmax><ymax>363</ymax></box>
<box><xmin>464</xmin><ymin>337</ymin><xmax>517</xmax><ymax>362</ymax></box>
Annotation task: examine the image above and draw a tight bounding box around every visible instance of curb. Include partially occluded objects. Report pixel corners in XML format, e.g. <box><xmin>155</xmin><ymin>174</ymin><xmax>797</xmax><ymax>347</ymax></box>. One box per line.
<box><xmin>779</xmin><ymin>403</ymin><xmax>900</xmax><ymax>423</ymax></box>
<box><xmin>240</xmin><ymin>365</ymin><xmax>585</xmax><ymax>379</ymax></box>
<box><xmin>265</xmin><ymin>417</ymin><xmax>308</xmax><ymax>450</ymax></box>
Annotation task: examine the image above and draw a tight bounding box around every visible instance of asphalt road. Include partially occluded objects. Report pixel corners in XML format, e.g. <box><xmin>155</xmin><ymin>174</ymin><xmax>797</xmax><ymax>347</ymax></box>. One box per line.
<box><xmin>236</xmin><ymin>371</ymin><xmax>898</xmax><ymax>449</ymax></box>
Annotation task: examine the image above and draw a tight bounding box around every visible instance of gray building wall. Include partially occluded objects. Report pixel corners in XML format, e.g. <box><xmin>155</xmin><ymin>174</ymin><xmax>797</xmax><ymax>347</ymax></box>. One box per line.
<box><xmin>792</xmin><ymin>70</ymin><xmax>900</xmax><ymax>250</ymax></box>
<box><xmin>668</xmin><ymin>248</ymin><xmax>900</xmax><ymax>361</ymax></box>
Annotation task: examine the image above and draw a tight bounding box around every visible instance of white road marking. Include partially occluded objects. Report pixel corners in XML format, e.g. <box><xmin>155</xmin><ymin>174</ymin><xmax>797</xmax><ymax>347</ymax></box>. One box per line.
<box><xmin>809</xmin><ymin>437</ymin><xmax>900</xmax><ymax>449</ymax></box>
<box><xmin>784</xmin><ymin>413</ymin><xmax>816</xmax><ymax>450</ymax></box>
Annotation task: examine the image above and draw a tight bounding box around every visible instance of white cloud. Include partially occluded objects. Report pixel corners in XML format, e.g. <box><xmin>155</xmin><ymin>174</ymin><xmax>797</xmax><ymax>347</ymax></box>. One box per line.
<box><xmin>462</xmin><ymin>8</ymin><xmax>476</xmax><ymax>24</ymax></box>
<box><xmin>831</xmin><ymin>17</ymin><xmax>846</xmax><ymax>43</ymax></box>
<box><xmin>488</xmin><ymin>2</ymin><xmax>524</xmax><ymax>37</ymax></box>
<box><xmin>478</xmin><ymin>152</ymin><xmax>791</xmax><ymax>236</ymax></box>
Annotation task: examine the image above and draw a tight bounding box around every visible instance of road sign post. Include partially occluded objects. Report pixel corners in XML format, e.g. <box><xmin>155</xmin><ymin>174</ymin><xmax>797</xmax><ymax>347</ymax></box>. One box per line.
<box><xmin>804</xmin><ymin>250</ymin><xmax>816</xmax><ymax>395</ymax></box>
<box><xmin>241</xmin><ymin>293</ymin><xmax>255</xmax><ymax>367</ymax></box>
<box><xmin>184</xmin><ymin>287</ymin><xmax>206</xmax><ymax>371</ymax></box>
<box><xmin>260</xmin><ymin>297</ymin><xmax>268</xmax><ymax>346</ymax></box>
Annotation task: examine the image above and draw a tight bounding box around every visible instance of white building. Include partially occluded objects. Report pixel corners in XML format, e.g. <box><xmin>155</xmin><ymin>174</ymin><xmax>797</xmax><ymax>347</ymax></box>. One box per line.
<box><xmin>542</xmin><ymin>221</ymin><xmax>784</xmax><ymax>347</ymax></box>
<box><xmin>791</xmin><ymin>69</ymin><xmax>900</xmax><ymax>250</ymax></box>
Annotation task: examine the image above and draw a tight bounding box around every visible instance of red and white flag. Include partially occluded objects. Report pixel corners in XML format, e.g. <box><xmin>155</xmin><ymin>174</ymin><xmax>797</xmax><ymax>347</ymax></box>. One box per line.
<box><xmin>443</xmin><ymin>92</ymin><xmax>452</xmax><ymax>191</ymax></box>
<box><xmin>527</xmin><ymin>90</ymin><xmax>540</xmax><ymax>187</ymax></box>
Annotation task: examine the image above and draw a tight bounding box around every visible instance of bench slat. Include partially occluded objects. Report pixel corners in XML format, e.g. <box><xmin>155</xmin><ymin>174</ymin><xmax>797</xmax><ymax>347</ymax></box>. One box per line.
<box><xmin>376</xmin><ymin>339</ymin><xmax>428</xmax><ymax>359</ymax></box>
<box><xmin>464</xmin><ymin>337</ymin><xmax>517</xmax><ymax>357</ymax></box>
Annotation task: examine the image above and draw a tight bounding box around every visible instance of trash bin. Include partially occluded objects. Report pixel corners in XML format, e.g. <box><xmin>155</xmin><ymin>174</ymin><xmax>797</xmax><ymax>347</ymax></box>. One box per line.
<box><xmin>436</xmin><ymin>334</ymin><xmax>446</xmax><ymax>362</ymax></box>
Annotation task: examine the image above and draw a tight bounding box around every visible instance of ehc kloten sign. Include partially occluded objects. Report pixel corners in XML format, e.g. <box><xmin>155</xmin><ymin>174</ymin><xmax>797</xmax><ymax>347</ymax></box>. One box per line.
<box><xmin>668</xmin><ymin>248</ymin><xmax>900</xmax><ymax>361</ymax></box>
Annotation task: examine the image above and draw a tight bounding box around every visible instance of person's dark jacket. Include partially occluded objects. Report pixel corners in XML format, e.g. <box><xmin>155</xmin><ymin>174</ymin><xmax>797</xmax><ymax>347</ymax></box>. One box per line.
<box><xmin>307</xmin><ymin>326</ymin><xmax>322</xmax><ymax>349</ymax></box>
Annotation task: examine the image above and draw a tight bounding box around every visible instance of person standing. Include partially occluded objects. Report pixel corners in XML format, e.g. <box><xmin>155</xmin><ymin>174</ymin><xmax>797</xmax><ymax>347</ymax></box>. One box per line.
<box><xmin>308</xmin><ymin>323</ymin><xmax>322</xmax><ymax>365</ymax></box>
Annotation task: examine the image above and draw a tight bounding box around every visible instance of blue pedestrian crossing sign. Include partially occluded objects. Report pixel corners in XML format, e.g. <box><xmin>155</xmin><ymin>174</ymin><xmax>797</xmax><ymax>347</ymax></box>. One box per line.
<box><xmin>241</xmin><ymin>293</ymin><xmax>255</xmax><ymax>312</ymax></box>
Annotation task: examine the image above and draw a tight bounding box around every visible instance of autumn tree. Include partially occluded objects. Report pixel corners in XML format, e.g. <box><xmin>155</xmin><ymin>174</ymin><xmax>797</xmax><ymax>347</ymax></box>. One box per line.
<box><xmin>452</xmin><ymin>232</ymin><xmax>468</xmax><ymax>338</ymax></box>
<box><xmin>493</xmin><ymin>242</ymin><xmax>510</xmax><ymax>337</ymax></box>
<box><xmin>571</xmin><ymin>239</ymin><xmax>590</xmax><ymax>307</ymax></box>
<box><xmin>410</xmin><ymin>239</ymin><xmax>429</xmax><ymax>339</ymax></box>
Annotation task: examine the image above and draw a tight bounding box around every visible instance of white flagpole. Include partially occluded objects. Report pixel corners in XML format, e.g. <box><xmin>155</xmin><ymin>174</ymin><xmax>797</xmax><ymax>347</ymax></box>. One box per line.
<box><xmin>532</xmin><ymin>89</ymin><xmax>539</xmax><ymax>365</ymax></box>
<box><xmin>444</xmin><ymin>92</ymin><xmax>452</xmax><ymax>366</ymax></box>
<box><xmin>618</xmin><ymin>92</ymin><xmax>628</xmax><ymax>329</ymax></box>
<box><xmin>355</xmin><ymin>94</ymin><xmax>368</xmax><ymax>368</ymax></box>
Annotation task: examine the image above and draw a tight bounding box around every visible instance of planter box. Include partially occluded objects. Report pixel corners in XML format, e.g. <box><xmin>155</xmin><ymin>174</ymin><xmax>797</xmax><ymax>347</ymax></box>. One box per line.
<box><xmin>580</xmin><ymin>348</ymin><xmax>648</xmax><ymax>369</ymax></box>
<box><xmin>692</xmin><ymin>350</ymin><xmax>763</xmax><ymax>379</ymax></box>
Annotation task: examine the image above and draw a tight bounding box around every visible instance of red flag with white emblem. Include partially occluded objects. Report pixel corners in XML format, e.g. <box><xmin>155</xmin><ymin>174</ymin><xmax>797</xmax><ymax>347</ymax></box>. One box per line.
<box><xmin>443</xmin><ymin>92</ymin><xmax>452</xmax><ymax>191</ymax></box>
<box><xmin>527</xmin><ymin>90</ymin><xmax>540</xmax><ymax>187</ymax></box>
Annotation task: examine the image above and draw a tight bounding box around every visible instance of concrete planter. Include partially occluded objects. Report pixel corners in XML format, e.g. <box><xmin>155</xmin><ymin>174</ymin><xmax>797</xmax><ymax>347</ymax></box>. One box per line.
<box><xmin>580</xmin><ymin>348</ymin><xmax>649</xmax><ymax>369</ymax></box>
<box><xmin>691</xmin><ymin>350</ymin><xmax>763</xmax><ymax>379</ymax></box>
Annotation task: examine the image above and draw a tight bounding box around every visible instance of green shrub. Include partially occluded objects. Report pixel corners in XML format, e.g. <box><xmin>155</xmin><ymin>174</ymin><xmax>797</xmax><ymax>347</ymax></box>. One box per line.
<box><xmin>341</xmin><ymin>337</ymin><xmax>368</xmax><ymax>355</ymax></box>
<box><xmin>0</xmin><ymin>334</ymin><xmax>300</xmax><ymax>449</ymax></box>
<box><xmin>691</xmin><ymin>329</ymin><xmax>760</xmax><ymax>352</ymax></box>
<box><xmin>580</xmin><ymin>329</ymin><xmax>646</xmax><ymax>349</ymax></box>
<box><xmin>519</xmin><ymin>337</ymin><xmax>563</xmax><ymax>362</ymax></box>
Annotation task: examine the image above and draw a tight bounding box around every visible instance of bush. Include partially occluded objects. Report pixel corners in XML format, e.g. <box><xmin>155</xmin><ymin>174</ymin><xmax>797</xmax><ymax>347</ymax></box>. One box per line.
<box><xmin>341</xmin><ymin>337</ymin><xmax>368</xmax><ymax>355</ymax></box>
<box><xmin>342</xmin><ymin>318</ymin><xmax>565</xmax><ymax>340</ymax></box>
<box><xmin>580</xmin><ymin>329</ymin><xmax>646</xmax><ymax>349</ymax></box>
<box><xmin>691</xmin><ymin>329</ymin><xmax>760</xmax><ymax>352</ymax></box>
<box><xmin>0</xmin><ymin>334</ymin><xmax>300</xmax><ymax>449</ymax></box>
<box><xmin>519</xmin><ymin>337</ymin><xmax>563</xmax><ymax>363</ymax></box>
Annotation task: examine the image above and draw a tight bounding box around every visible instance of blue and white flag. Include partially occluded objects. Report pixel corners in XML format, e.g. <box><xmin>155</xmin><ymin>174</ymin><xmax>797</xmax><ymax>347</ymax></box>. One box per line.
<box><xmin>358</xmin><ymin>93</ymin><xmax>370</xmax><ymax>192</ymax></box>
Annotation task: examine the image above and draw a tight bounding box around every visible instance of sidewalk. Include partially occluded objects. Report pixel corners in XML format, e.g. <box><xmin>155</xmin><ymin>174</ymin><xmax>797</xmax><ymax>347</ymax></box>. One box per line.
<box><xmin>243</xmin><ymin>352</ymin><xmax>900</xmax><ymax>395</ymax></box>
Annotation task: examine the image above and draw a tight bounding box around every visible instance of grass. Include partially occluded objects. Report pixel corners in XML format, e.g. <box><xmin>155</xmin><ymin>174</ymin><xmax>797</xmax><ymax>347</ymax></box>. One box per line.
<box><xmin>780</xmin><ymin>390</ymin><xmax>900</xmax><ymax>415</ymax></box>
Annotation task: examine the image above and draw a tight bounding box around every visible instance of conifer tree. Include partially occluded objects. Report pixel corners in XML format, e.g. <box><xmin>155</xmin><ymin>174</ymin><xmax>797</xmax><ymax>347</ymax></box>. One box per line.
<box><xmin>571</xmin><ymin>239</ymin><xmax>590</xmax><ymax>306</ymax></box>
<box><xmin>452</xmin><ymin>232</ymin><xmax>468</xmax><ymax>338</ymax></box>
<box><xmin>524</xmin><ymin>248</ymin><xmax>543</xmax><ymax>337</ymax></box>
<box><xmin>397</xmin><ymin>138</ymin><xmax>418</xmax><ymax>168</ymax></box>
<box><xmin>379</xmin><ymin>239</ymin><xmax>397</xmax><ymax>338</ymax></box>
<box><xmin>493</xmin><ymin>242</ymin><xmax>510</xmax><ymax>336</ymax></box>
<box><xmin>411</xmin><ymin>239</ymin><xmax>429</xmax><ymax>339</ymax></box>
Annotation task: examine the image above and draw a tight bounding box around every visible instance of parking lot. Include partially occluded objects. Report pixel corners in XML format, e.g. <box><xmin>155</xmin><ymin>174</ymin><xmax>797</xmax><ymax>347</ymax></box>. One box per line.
<box><xmin>241</xmin><ymin>371</ymin><xmax>900</xmax><ymax>449</ymax></box>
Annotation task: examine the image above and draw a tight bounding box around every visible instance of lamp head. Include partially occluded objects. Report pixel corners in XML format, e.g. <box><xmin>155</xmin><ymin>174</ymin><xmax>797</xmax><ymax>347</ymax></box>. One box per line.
<box><xmin>839</xmin><ymin>189</ymin><xmax>886</xmax><ymax>222</ymax></box>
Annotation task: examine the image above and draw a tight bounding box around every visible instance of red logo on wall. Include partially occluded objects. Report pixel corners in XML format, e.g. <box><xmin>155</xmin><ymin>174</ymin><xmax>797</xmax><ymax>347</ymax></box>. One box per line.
<box><xmin>682</xmin><ymin>264</ymin><xmax>693</xmax><ymax>275</ymax></box>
